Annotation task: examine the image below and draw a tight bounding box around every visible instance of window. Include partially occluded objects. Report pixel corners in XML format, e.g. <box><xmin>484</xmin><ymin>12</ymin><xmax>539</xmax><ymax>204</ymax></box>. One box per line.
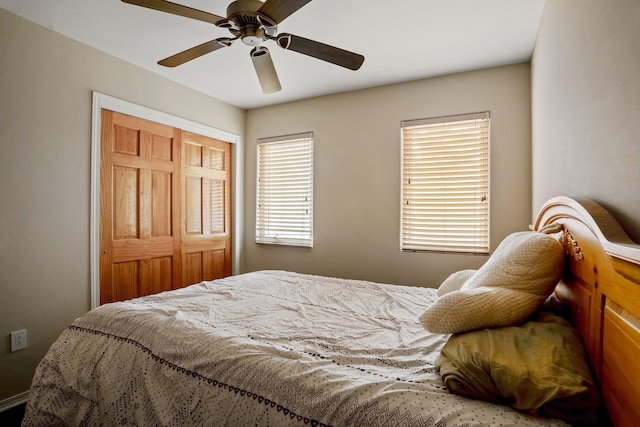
<box><xmin>401</xmin><ymin>112</ymin><xmax>490</xmax><ymax>254</ymax></box>
<box><xmin>256</xmin><ymin>132</ymin><xmax>313</xmax><ymax>247</ymax></box>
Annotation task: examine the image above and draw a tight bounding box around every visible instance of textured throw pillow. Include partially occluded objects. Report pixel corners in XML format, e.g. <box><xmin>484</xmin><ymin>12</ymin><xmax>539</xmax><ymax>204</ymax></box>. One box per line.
<box><xmin>420</xmin><ymin>231</ymin><xmax>564</xmax><ymax>334</ymax></box>
<box><xmin>436</xmin><ymin>312</ymin><xmax>601</xmax><ymax>425</ymax></box>
<box><xmin>437</xmin><ymin>270</ymin><xmax>477</xmax><ymax>297</ymax></box>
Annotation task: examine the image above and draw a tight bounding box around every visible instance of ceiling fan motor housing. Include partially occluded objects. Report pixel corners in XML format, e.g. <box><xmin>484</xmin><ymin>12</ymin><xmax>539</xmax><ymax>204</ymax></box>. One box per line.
<box><xmin>225</xmin><ymin>0</ymin><xmax>277</xmax><ymax>46</ymax></box>
<box><xmin>226</xmin><ymin>0</ymin><xmax>262</xmax><ymax>17</ymax></box>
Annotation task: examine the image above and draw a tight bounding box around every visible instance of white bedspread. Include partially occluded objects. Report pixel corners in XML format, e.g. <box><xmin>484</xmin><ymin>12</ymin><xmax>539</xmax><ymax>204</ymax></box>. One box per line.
<box><xmin>23</xmin><ymin>270</ymin><xmax>568</xmax><ymax>426</ymax></box>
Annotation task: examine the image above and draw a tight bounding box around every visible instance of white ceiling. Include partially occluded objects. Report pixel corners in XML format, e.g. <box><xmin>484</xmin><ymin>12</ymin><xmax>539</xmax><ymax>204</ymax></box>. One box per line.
<box><xmin>0</xmin><ymin>0</ymin><xmax>546</xmax><ymax>109</ymax></box>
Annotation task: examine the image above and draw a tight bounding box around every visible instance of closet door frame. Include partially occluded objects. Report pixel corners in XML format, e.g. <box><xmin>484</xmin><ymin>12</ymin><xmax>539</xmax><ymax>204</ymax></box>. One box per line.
<box><xmin>90</xmin><ymin>92</ymin><xmax>240</xmax><ymax>309</ymax></box>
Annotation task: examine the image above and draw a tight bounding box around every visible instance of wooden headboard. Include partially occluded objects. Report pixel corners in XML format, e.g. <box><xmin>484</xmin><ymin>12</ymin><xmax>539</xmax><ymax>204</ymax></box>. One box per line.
<box><xmin>534</xmin><ymin>196</ymin><xmax>640</xmax><ymax>427</ymax></box>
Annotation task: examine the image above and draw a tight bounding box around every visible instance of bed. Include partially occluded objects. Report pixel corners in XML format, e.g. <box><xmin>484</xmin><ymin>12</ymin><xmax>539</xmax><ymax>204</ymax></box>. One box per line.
<box><xmin>22</xmin><ymin>197</ymin><xmax>640</xmax><ymax>426</ymax></box>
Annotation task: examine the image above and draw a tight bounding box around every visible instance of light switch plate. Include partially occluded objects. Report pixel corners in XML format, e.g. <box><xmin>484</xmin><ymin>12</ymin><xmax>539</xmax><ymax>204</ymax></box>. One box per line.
<box><xmin>11</xmin><ymin>329</ymin><xmax>27</xmax><ymax>352</ymax></box>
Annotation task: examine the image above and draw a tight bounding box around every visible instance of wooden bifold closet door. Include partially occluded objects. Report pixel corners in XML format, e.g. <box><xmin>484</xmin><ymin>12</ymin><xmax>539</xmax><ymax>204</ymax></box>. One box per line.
<box><xmin>100</xmin><ymin>110</ymin><xmax>231</xmax><ymax>304</ymax></box>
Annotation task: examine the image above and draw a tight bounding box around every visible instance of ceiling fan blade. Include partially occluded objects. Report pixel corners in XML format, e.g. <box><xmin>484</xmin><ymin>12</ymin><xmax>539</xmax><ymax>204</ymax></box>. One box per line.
<box><xmin>257</xmin><ymin>0</ymin><xmax>312</xmax><ymax>25</ymax></box>
<box><xmin>121</xmin><ymin>0</ymin><xmax>225</xmax><ymax>25</ymax></box>
<box><xmin>250</xmin><ymin>47</ymin><xmax>282</xmax><ymax>94</ymax></box>
<box><xmin>158</xmin><ymin>38</ymin><xmax>234</xmax><ymax>67</ymax></box>
<box><xmin>276</xmin><ymin>33</ymin><xmax>364</xmax><ymax>70</ymax></box>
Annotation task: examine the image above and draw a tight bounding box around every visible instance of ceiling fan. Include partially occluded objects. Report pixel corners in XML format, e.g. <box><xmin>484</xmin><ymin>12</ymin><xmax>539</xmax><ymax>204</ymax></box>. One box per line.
<box><xmin>121</xmin><ymin>0</ymin><xmax>365</xmax><ymax>94</ymax></box>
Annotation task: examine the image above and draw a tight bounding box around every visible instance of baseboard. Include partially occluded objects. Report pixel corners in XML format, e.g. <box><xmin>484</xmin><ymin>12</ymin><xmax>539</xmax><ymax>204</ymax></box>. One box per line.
<box><xmin>0</xmin><ymin>391</ymin><xmax>29</xmax><ymax>412</ymax></box>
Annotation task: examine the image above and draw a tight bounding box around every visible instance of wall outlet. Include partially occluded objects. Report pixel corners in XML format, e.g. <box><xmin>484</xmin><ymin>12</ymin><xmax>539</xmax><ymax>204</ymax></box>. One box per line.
<box><xmin>11</xmin><ymin>329</ymin><xmax>27</xmax><ymax>352</ymax></box>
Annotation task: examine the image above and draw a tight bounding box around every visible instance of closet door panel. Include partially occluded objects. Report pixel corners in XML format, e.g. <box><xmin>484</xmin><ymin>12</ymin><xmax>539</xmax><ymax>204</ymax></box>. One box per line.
<box><xmin>181</xmin><ymin>132</ymin><xmax>232</xmax><ymax>286</ymax></box>
<box><xmin>100</xmin><ymin>111</ymin><xmax>232</xmax><ymax>304</ymax></box>
<box><xmin>100</xmin><ymin>110</ymin><xmax>181</xmax><ymax>304</ymax></box>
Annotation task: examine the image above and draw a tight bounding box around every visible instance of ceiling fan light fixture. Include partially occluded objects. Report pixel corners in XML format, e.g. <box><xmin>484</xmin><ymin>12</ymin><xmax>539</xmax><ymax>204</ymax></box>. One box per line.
<box><xmin>242</xmin><ymin>36</ymin><xmax>262</xmax><ymax>46</ymax></box>
<box><xmin>241</xmin><ymin>25</ymin><xmax>265</xmax><ymax>46</ymax></box>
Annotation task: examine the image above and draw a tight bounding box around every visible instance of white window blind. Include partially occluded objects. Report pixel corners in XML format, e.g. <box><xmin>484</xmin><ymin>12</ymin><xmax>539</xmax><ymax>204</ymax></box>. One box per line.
<box><xmin>256</xmin><ymin>132</ymin><xmax>313</xmax><ymax>247</ymax></box>
<box><xmin>401</xmin><ymin>112</ymin><xmax>490</xmax><ymax>254</ymax></box>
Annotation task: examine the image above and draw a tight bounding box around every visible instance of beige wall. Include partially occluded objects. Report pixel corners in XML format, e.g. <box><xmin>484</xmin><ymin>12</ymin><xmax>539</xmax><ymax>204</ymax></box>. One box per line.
<box><xmin>0</xmin><ymin>9</ymin><xmax>245</xmax><ymax>401</ymax></box>
<box><xmin>245</xmin><ymin>63</ymin><xmax>533</xmax><ymax>287</ymax></box>
<box><xmin>532</xmin><ymin>0</ymin><xmax>640</xmax><ymax>240</ymax></box>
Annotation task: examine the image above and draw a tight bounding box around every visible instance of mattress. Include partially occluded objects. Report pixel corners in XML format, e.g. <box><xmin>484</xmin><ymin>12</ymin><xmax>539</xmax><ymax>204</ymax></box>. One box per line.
<box><xmin>23</xmin><ymin>270</ymin><xmax>568</xmax><ymax>426</ymax></box>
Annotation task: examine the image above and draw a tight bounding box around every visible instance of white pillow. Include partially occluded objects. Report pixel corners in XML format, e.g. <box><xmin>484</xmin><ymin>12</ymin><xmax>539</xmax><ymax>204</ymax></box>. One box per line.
<box><xmin>420</xmin><ymin>231</ymin><xmax>565</xmax><ymax>334</ymax></box>
<box><xmin>461</xmin><ymin>231</ymin><xmax>565</xmax><ymax>295</ymax></box>
<box><xmin>437</xmin><ymin>270</ymin><xmax>477</xmax><ymax>297</ymax></box>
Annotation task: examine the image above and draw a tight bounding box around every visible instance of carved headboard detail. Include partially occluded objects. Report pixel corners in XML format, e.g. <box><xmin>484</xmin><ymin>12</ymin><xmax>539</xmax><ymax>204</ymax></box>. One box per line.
<box><xmin>560</xmin><ymin>227</ymin><xmax>585</xmax><ymax>262</ymax></box>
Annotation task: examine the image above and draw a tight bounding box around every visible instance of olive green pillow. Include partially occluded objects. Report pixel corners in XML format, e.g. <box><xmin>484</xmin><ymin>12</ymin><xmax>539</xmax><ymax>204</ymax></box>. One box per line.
<box><xmin>436</xmin><ymin>312</ymin><xmax>600</xmax><ymax>425</ymax></box>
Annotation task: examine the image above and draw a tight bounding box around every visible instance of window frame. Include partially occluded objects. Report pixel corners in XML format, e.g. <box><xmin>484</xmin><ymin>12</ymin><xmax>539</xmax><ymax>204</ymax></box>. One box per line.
<box><xmin>400</xmin><ymin>112</ymin><xmax>490</xmax><ymax>255</ymax></box>
<box><xmin>255</xmin><ymin>132</ymin><xmax>314</xmax><ymax>248</ymax></box>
